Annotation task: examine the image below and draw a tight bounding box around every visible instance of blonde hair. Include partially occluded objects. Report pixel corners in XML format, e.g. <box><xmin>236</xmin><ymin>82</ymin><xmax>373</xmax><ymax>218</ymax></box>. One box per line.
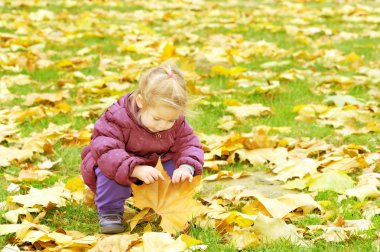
<box><xmin>130</xmin><ymin>64</ymin><xmax>187</xmax><ymax>119</ymax></box>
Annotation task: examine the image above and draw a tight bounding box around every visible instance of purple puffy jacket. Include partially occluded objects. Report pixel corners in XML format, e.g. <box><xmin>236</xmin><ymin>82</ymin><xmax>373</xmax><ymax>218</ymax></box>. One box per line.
<box><xmin>81</xmin><ymin>92</ymin><xmax>204</xmax><ymax>192</ymax></box>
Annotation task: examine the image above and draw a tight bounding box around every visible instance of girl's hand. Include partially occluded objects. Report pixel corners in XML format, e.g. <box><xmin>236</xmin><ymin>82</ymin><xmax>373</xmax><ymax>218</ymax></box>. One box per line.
<box><xmin>131</xmin><ymin>165</ymin><xmax>165</xmax><ymax>184</ymax></box>
<box><xmin>172</xmin><ymin>165</ymin><xmax>193</xmax><ymax>184</ymax></box>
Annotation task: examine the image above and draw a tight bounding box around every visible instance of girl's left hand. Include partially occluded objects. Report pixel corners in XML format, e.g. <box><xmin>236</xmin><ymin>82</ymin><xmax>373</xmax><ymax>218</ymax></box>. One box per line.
<box><xmin>172</xmin><ymin>165</ymin><xmax>193</xmax><ymax>184</ymax></box>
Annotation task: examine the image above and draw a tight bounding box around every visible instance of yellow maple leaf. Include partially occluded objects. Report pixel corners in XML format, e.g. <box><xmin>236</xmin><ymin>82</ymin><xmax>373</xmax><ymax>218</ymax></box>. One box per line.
<box><xmin>65</xmin><ymin>176</ymin><xmax>85</xmax><ymax>192</ymax></box>
<box><xmin>211</xmin><ymin>65</ymin><xmax>245</xmax><ymax>77</ymax></box>
<box><xmin>131</xmin><ymin>160</ymin><xmax>204</xmax><ymax>234</ymax></box>
<box><xmin>161</xmin><ymin>42</ymin><xmax>176</xmax><ymax>60</ymax></box>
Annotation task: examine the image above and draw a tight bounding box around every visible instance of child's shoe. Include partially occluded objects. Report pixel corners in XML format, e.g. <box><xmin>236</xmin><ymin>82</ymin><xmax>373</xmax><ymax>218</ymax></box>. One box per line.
<box><xmin>99</xmin><ymin>211</ymin><xmax>124</xmax><ymax>234</ymax></box>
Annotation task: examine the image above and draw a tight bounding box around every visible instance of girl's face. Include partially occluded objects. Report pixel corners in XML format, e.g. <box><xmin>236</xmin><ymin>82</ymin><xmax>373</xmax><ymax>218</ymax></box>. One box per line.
<box><xmin>139</xmin><ymin>103</ymin><xmax>181</xmax><ymax>133</ymax></box>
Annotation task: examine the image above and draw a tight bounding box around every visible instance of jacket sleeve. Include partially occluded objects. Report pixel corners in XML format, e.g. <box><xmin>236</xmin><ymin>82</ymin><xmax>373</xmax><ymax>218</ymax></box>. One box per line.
<box><xmin>172</xmin><ymin>119</ymin><xmax>204</xmax><ymax>176</ymax></box>
<box><xmin>90</xmin><ymin>110</ymin><xmax>145</xmax><ymax>185</ymax></box>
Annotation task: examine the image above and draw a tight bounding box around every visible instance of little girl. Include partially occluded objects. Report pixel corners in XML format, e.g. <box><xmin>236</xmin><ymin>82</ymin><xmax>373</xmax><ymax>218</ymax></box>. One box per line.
<box><xmin>81</xmin><ymin>64</ymin><xmax>204</xmax><ymax>234</ymax></box>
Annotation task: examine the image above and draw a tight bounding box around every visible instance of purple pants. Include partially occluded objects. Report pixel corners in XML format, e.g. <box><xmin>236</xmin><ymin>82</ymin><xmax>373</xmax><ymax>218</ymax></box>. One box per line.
<box><xmin>95</xmin><ymin>160</ymin><xmax>175</xmax><ymax>214</ymax></box>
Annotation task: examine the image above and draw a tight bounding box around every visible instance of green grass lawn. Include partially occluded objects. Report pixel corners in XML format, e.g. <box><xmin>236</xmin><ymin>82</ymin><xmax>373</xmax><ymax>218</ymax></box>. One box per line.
<box><xmin>1</xmin><ymin>0</ymin><xmax>379</xmax><ymax>251</ymax></box>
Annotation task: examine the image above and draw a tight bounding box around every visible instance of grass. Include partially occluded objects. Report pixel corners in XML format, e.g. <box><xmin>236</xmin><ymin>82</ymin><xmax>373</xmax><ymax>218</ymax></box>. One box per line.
<box><xmin>39</xmin><ymin>202</ymin><xmax>99</xmax><ymax>234</ymax></box>
<box><xmin>188</xmin><ymin>222</ymin><xmax>238</xmax><ymax>251</ymax></box>
<box><xmin>1</xmin><ymin>0</ymin><xmax>380</xmax><ymax>251</ymax></box>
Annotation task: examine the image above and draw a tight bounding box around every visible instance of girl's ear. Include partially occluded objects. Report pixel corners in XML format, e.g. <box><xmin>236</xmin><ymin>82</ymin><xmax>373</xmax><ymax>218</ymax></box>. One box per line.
<box><xmin>135</xmin><ymin>94</ymin><xmax>144</xmax><ymax>109</ymax></box>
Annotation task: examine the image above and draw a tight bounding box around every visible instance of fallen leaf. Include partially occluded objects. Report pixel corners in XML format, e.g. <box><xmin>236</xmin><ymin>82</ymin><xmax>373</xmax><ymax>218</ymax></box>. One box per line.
<box><xmin>88</xmin><ymin>233</ymin><xmax>141</xmax><ymax>252</ymax></box>
<box><xmin>141</xmin><ymin>232</ymin><xmax>187</xmax><ymax>252</ymax></box>
<box><xmin>0</xmin><ymin>224</ymin><xmax>28</xmax><ymax>235</ymax></box>
<box><xmin>3</xmin><ymin>208</ymin><xmax>40</xmax><ymax>224</ymax></box>
<box><xmin>345</xmin><ymin>185</ymin><xmax>380</xmax><ymax>201</ymax></box>
<box><xmin>282</xmin><ymin>178</ymin><xmax>307</xmax><ymax>190</ymax></box>
<box><xmin>229</xmin><ymin>229</ymin><xmax>260</xmax><ymax>249</ymax></box>
<box><xmin>236</xmin><ymin>190</ymin><xmax>322</xmax><ymax>219</ymax></box>
<box><xmin>131</xmin><ymin>160</ymin><xmax>204</xmax><ymax>234</ymax></box>
<box><xmin>269</xmin><ymin>158</ymin><xmax>319</xmax><ymax>182</ymax></box>
<box><xmin>0</xmin><ymin>122</ymin><xmax>19</xmax><ymax>142</ymax></box>
<box><xmin>226</xmin><ymin>104</ymin><xmax>271</xmax><ymax>121</ymax></box>
<box><xmin>315</xmin><ymin>229</ymin><xmax>349</xmax><ymax>242</ymax></box>
<box><xmin>130</xmin><ymin>208</ymin><xmax>150</xmax><ymax>232</ymax></box>
<box><xmin>24</xmin><ymin>90</ymin><xmax>70</xmax><ymax>106</ymax></box>
<box><xmin>309</xmin><ymin>216</ymin><xmax>373</xmax><ymax>242</ymax></box>
<box><xmin>228</xmin><ymin>148</ymin><xmax>288</xmax><ymax>166</ymax></box>
<box><xmin>203</xmin><ymin>170</ymin><xmax>252</xmax><ymax>181</ymax></box>
<box><xmin>252</xmin><ymin>213</ymin><xmax>301</xmax><ymax>243</ymax></box>
<box><xmin>4</xmin><ymin>169</ymin><xmax>53</xmax><ymax>182</ymax></box>
<box><xmin>179</xmin><ymin>234</ymin><xmax>203</xmax><ymax>248</ymax></box>
<box><xmin>323</xmin><ymin>95</ymin><xmax>365</xmax><ymax>107</ymax></box>
<box><xmin>9</xmin><ymin>186</ymin><xmax>71</xmax><ymax>208</ymax></box>
<box><xmin>65</xmin><ymin>176</ymin><xmax>85</xmax><ymax>192</ymax></box>
<box><xmin>38</xmin><ymin>158</ymin><xmax>62</xmax><ymax>169</ymax></box>
<box><xmin>307</xmin><ymin>171</ymin><xmax>355</xmax><ymax>193</ymax></box>
<box><xmin>0</xmin><ymin>146</ymin><xmax>33</xmax><ymax>167</ymax></box>
<box><xmin>217</xmin><ymin>116</ymin><xmax>237</xmax><ymax>131</ymax></box>
<box><xmin>1</xmin><ymin>244</ymin><xmax>21</xmax><ymax>252</ymax></box>
<box><xmin>203</xmin><ymin>160</ymin><xmax>229</xmax><ymax>171</ymax></box>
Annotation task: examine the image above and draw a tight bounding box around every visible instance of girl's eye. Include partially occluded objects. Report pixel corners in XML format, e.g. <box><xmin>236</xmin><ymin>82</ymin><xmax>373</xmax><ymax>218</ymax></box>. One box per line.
<box><xmin>153</xmin><ymin>117</ymin><xmax>160</xmax><ymax>121</ymax></box>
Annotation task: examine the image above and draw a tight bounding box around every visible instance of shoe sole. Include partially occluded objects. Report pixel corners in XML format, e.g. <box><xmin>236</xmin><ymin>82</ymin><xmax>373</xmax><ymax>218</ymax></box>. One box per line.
<box><xmin>101</xmin><ymin>225</ymin><xmax>125</xmax><ymax>234</ymax></box>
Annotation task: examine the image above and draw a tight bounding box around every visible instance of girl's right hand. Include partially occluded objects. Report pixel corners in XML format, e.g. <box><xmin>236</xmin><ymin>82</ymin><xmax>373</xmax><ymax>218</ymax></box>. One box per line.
<box><xmin>131</xmin><ymin>165</ymin><xmax>165</xmax><ymax>184</ymax></box>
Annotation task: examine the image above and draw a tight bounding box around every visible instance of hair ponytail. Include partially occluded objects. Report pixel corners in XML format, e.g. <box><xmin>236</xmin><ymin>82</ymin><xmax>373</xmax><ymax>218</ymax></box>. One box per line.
<box><xmin>130</xmin><ymin>63</ymin><xmax>188</xmax><ymax>118</ymax></box>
